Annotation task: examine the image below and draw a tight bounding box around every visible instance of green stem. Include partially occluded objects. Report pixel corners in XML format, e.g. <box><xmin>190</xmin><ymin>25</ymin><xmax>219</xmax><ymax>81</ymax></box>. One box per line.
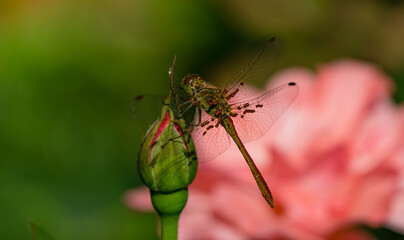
<box><xmin>151</xmin><ymin>189</ymin><xmax>188</xmax><ymax>240</ymax></box>
<box><xmin>160</xmin><ymin>213</ymin><xmax>180</xmax><ymax>240</ymax></box>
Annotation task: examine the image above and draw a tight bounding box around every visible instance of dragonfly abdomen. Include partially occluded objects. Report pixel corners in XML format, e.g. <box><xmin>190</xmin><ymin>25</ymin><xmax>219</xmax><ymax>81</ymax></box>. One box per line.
<box><xmin>221</xmin><ymin>117</ymin><xmax>275</xmax><ymax>208</ymax></box>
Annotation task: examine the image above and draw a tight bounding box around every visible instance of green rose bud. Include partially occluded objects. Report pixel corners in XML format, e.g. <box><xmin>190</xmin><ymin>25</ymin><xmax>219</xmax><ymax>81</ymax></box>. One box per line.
<box><xmin>136</xmin><ymin>59</ymin><xmax>198</xmax><ymax>239</ymax></box>
<box><xmin>138</xmin><ymin>96</ymin><xmax>197</xmax><ymax>193</ymax></box>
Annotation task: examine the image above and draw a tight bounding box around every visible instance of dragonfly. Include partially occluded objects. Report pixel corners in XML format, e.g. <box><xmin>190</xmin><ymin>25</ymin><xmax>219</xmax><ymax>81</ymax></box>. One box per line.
<box><xmin>177</xmin><ymin>37</ymin><xmax>299</xmax><ymax>208</ymax></box>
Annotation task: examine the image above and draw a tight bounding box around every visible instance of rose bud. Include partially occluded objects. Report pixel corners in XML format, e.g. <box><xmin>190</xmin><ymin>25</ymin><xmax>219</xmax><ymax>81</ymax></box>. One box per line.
<box><xmin>138</xmin><ymin>96</ymin><xmax>198</xmax><ymax>194</ymax></box>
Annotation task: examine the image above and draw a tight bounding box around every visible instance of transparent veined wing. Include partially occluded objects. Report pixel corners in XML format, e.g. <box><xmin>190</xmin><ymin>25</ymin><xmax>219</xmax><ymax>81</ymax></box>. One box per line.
<box><xmin>191</xmin><ymin>110</ymin><xmax>231</xmax><ymax>162</ymax></box>
<box><xmin>222</xmin><ymin>37</ymin><xmax>281</xmax><ymax>95</ymax></box>
<box><xmin>229</xmin><ymin>82</ymin><xmax>298</xmax><ymax>143</ymax></box>
<box><xmin>130</xmin><ymin>94</ymin><xmax>166</xmax><ymax>124</ymax></box>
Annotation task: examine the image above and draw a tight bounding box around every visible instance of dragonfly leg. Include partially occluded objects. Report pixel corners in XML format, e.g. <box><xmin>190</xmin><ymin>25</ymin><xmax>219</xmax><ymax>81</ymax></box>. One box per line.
<box><xmin>187</xmin><ymin>108</ymin><xmax>202</xmax><ymax>135</ymax></box>
<box><xmin>159</xmin><ymin>117</ymin><xmax>194</xmax><ymax>150</ymax></box>
<box><xmin>178</xmin><ymin>101</ymin><xmax>195</xmax><ymax>116</ymax></box>
<box><xmin>197</xmin><ymin>108</ymin><xmax>202</xmax><ymax>126</ymax></box>
<box><xmin>177</xmin><ymin>94</ymin><xmax>188</xmax><ymax>103</ymax></box>
<box><xmin>187</xmin><ymin>108</ymin><xmax>202</xmax><ymax>127</ymax></box>
<box><xmin>161</xmin><ymin>135</ymin><xmax>186</xmax><ymax>149</ymax></box>
<box><xmin>161</xmin><ymin>98</ymin><xmax>182</xmax><ymax>116</ymax></box>
<box><xmin>178</xmin><ymin>99</ymin><xmax>193</xmax><ymax>107</ymax></box>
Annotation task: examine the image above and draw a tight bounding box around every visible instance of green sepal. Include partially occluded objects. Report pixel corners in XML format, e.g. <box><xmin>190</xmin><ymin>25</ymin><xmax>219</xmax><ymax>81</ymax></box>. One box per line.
<box><xmin>150</xmin><ymin>188</ymin><xmax>188</xmax><ymax>215</ymax></box>
<box><xmin>151</xmin><ymin>189</ymin><xmax>188</xmax><ymax>240</ymax></box>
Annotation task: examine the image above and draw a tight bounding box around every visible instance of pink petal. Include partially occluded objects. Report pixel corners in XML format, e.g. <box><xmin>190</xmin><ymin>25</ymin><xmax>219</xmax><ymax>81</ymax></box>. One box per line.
<box><xmin>311</xmin><ymin>60</ymin><xmax>391</xmax><ymax>152</ymax></box>
<box><xmin>211</xmin><ymin>182</ymin><xmax>275</xmax><ymax>237</ymax></box>
<box><xmin>349</xmin><ymin>101</ymin><xmax>404</xmax><ymax>173</ymax></box>
<box><xmin>266</xmin><ymin>68</ymin><xmax>318</xmax><ymax>170</ymax></box>
<box><xmin>124</xmin><ymin>187</ymin><xmax>153</xmax><ymax>211</ymax></box>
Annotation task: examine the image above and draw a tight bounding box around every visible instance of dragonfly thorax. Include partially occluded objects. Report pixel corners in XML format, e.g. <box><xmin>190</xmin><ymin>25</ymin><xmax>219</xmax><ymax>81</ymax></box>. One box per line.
<box><xmin>181</xmin><ymin>73</ymin><xmax>232</xmax><ymax>123</ymax></box>
<box><xmin>195</xmin><ymin>88</ymin><xmax>232</xmax><ymax>120</ymax></box>
<box><xmin>181</xmin><ymin>73</ymin><xmax>206</xmax><ymax>96</ymax></box>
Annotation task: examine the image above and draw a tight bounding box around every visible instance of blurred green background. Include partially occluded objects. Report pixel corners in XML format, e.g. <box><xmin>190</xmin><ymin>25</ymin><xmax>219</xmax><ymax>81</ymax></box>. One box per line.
<box><xmin>1</xmin><ymin>0</ymin><xmax>404</xmax><ymax>239</ymax></box>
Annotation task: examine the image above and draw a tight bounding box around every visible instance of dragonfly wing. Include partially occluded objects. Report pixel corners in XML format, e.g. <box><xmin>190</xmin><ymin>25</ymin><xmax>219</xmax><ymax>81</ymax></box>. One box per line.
<box><xmin>130</xmin><ymin>94</ymin><xmax>166</xmax><ymax>124</ymax></box>
<box><xmin>230</xmin><ymin>82</ymin><xmax>298</xmax><ymax>143</ymax></box>
<box><xmin>191</xmin><ymin>110</ymin><xmax>231</xmax><ymax>162</ymax></box>
<box><xmin>226</xmin><ymin>82</ymin><xmax>260</xmax><ymax>105</ymax></box>
<box><xmin>223</xmin><ymin>37</ymin><xmax>280</xmax><ymax>93</ymax></box>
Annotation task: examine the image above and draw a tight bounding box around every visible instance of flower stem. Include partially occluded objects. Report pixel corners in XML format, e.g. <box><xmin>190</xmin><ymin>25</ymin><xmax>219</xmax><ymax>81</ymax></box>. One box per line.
<box><xmin>151</xmin><ymin>188</ymin><xmax>188</xmax><ymax>240</ymax></box>
<box><xmin>160</xmin><ymin>213</ymin><xmax>180</xmax><ymax>240</ymax></box>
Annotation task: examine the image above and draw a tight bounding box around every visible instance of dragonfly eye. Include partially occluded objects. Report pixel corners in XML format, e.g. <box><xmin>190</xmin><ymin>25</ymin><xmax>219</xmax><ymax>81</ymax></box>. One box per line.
<box><xmin>181</xmin><ymin>74</ymin><xmax>193</xmax><ymax>85</ymax></box>
<box><xmin>182</xmin><ymin>73</ymin><xmax>202</xmax><ymax>86</ymax></box>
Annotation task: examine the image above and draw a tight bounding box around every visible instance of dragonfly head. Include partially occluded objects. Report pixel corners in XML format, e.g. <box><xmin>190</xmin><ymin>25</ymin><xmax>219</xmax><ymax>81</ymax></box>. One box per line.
<box><xmin>181</xmin><ymin>74</ymin><xmax>204</xmax><ymax>96</ymax></box>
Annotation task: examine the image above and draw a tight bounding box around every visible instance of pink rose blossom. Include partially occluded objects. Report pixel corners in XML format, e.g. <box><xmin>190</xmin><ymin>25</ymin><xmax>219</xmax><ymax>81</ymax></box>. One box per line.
<box><xmin>126</xmin><ymin>59</ymin><xmax>404</xmax><ymax>240</ymax></box>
